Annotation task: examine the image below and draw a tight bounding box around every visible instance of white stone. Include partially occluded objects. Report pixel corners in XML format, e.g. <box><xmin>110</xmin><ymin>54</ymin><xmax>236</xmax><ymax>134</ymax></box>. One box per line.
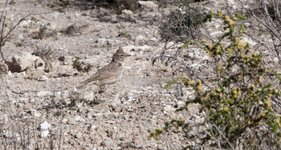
<box><xmin>26</xmin><ymin>69</ymin><xmax>44</xmax><ymax>80</ymax></box>
<box><xmin>164</xmin><ymin>105</ymin><xmax>175</xmax><ymax>113</ymax></box>
<box><xmin>89</xmin><ymin>125</ymin><xmax>98</xmax><ymax>131</ymax></box>
<box><xmin>76</xmin><ymin>132</ymin><xmax>83</xmax><ymax>139</ymax></box>
<box><xmin>189</xmin><ymin>63</ymin><xmax>202</xmax><ymax>69</ymax></box>
<box><xmin>62</xmin><ymin>118</ymin><xmax>68</xmax><ymax>123</ymax></box>
<box><xmin>122</xmin><ymin>9</ymin><xmax>134</xmax><ymax>16</ymax></box>
<box><xmin>17</xmin><ymin>34</ymin><xmax>24</xmax><ymax>40</ymax></box>
<box><xmin>41</xmin><ymin>75</ymin><xmax>49</xmax><ymax>81</ymax></box>
<box><xmin>138</xmin><ymin>1</ymin><xmax>158</xmax><ymax>9</ymax></box>
<box><xmin>8</xmin><ymin>52</ymin><xmax>45</xmax><ymax>72</ymax></box>
<box><xmin>80</xmin><ymin>91</ymin><xmax>95</xmax><ymax>101</ymax></box>
<box><xmin>55</xmin><ymin>91</ymin><xmax>62</xmax><ymax>97</ymax></box>
<box><xmin>210</xmin><ymin>30</ymin><xmax>224</xmax><ymax>37</ymax></box>
<box><xmin>187</xmin><ymin>103</ymin><xmax>201</xmax><ymax>115</ymax></box>
<box><xmin>242</xmin><ymin>37</ymin><xmax>257</xmax><ymax>46</ymax></box>
<box><xmin>166</xmin><ymin>41</ymin><xmax>175</xmax><ymax>48</ymax></box>
<box><xmin>40</xmin><ymin>121</ymin><xmax>51</xmax><ymax>130</ymax></box>
<box><xmin>19</xmin><ymin>19</ymin><xmax>31</xmax><ymax>28</ymax></box>
<box><xmin>74</xmin><ymin>116</ymin><xmax>85</xmax><ymax>122</ymax></box>
<box><xmin>40</xmin><ymin>130</ymin><xmax>49</xmax><ymax>138</ymax></box>
<box><xmin>122</xmin><ymin>45</ymin><xmax>137</xmax><ymax>53</ymax></box>
<box><xmin>176</xmin><ymin>101</ymin><xmax>186</xmax><ymax>108</ymax></box>
<box><xmin>97</xmin><ymin>38</ymin><xmax>108</xmax><ymax>46</ymax></box>
<box><xmin>135</xmin><ymin>35</ymin><xmax>146</xmax><ymax>45</ymax></box>
<box><xmin>29</xmin><ymin>98</ymin><xmax>35</xmax><ymax>102</ymax></box>
<box><xmin>34</xmin><ymin>111</ymin><xmax>42</xmax><ymax>117</ymax></box>
<box><xmin>245</xmin><ymin>22</ymin><xmax>251</xmax><ymax>27</ymax></box>
<box><xmin>273</xmin><ymin>57</ymin><xmax>279</xmax><ymax>63</ymax></box>
<box><xmin>36</xmin><ymin>91</ymin><xmax>53</xmax><ymax>97</ymax></box>
<box><xmin>51</xmin><ymin>11</ymin><xmax>61</xmax><ymax>20</ymax></box>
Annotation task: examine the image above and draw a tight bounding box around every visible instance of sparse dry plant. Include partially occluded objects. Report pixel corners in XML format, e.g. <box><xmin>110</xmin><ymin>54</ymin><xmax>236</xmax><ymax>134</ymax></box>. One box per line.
<box><xmin>0</xmin><ymin>117</ymin><xmax>64</xmax><ymax>149</ymax></box>
<box><xmin>45</xmin><ymin>0</ymin><xmax>139</xmax><ymax>12</ymax></box>
<box><xmin>72</xmin><ymin>57</ymin><xmax>92</xmax><ymax>73</ymax></box>
<box><xmin>159</xmin><ymin>0</ymin><xmax>208</xmax><ymax>42</ymax></box>
<box><xmin>33</xmin><ymin>45</ymin><xmax>53</xmax><ymax>73</ymax></box>
<box><xmin>0</xmin><ymin>0</ymin><xmax>30</xmax><ymax>67</ymax></box>
<box><xmin>241</xmin><ymin>0</ymin><xmax>281</xmax><ymax>63</ymax></box>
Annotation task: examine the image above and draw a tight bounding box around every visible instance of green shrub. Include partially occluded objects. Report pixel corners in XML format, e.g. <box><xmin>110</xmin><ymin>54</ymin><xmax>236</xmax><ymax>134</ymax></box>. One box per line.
<box><xmin>152</xmin><ymin>12</ymin><xmax>281</xmax><ymax>149</ymax></box>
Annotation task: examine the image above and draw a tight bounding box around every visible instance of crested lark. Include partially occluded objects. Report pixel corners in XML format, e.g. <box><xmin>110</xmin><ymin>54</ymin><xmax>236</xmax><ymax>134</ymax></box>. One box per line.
<box><xmin>78</xmin><ymin>47</ymin><xmax>131</xmax><ymax>89</ymax></box>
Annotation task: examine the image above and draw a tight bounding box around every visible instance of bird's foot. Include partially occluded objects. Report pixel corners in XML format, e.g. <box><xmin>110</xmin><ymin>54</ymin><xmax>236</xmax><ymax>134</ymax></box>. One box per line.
<box><xmin>97</xmin><ymin>86</ymin><xmax>105</xmax><ymax>94</ymax></box>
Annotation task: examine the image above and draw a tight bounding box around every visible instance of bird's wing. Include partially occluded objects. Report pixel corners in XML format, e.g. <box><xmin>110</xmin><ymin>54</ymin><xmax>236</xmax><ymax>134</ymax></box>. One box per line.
<box><xmin>81</xmin><ymin>62</ymin><xmax>121</xmax><ymax>84</ymax></box>
<box><xmin>98</xmin><ymin>62</ymin><xmax>121</xmax><ymax>73</ymax></box>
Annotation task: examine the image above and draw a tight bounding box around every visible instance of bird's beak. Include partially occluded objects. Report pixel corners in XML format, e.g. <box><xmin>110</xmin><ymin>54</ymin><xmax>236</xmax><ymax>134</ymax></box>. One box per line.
<box><xmin>124</xmin><ymin>53</ymin><xmax>131</xmax><ymax>57</ymax></box>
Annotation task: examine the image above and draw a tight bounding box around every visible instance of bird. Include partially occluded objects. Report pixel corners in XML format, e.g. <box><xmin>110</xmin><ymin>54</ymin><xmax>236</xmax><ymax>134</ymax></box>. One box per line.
<box><xmin>78</xmin><ymin>47</ymin><xmax>131</xmax><ymax>90</ymax></box>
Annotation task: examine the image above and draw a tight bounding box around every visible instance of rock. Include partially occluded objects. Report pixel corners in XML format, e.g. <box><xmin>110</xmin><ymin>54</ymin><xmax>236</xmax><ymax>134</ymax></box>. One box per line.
<box><xmin>95</xmin><ymin>38</ymin><xmax>119</xmax><ymax>47</ymax></box>
<box><xmin>176</xmin><ymin>101</ymin><xmax>186</xmax><ymax>108</ymax></box>
<box><xmin>76</xmin><ymin>132</ymin><xmax>83</xmax><ymax>139</ymax></box>
<box><xmin>40</xmin><ymin>121</ymin><xmax>51</xmax><ymax>130</ymax></box>
<box><xmin>62</xmin><ymin>118</ymin><xmax>68</xmax><ymax>123</ymax></box>
<box><xmin>6</xmin><ymin>52</ymin><xmax>45</xmax><ymax>73</ymax></box>
<box><xmin>62</xmin><ymin>90</ymin><xmax>70</xmax><ymax>100</ymax></box>
<box><xmin>88</xmin><ymin>124</ymin><xmax>98</xmax><ymax>131</ymax></box>
<box><xmin>209</xmin><ymin>30</ymin><xmax>224</xmax><ymax>37</ymax></box>
<box><xmin>149</xmin><ymin>37</ymin><xmax>159</xmax><ymax>46</ymax></box>
<box><xmin>273</xmin><ymin>57</ymin><xmax>279</xmax><ymax>63</ymax></box>
<box><xmin>55</xmin><ymin>91</ymin><xmax>62</xmax><ymax>97</ymax></box>
<box><xmin>242</xmin><ymin>36</ymin><xmax>257</xmax><ymax>46</ymax></box>
<box><xmin>34</xmin><ymin>110</ymin><xmax>42</xmax><ymax>117</ymax></box>
<box><xmin>109</xmin><ymin>103</ymin><xmax>123</xmax><ymax>113</ymax></box>
<box><xmin>14</xmin><ymin>34</ymin><xmax>25</xmax><ymax>47</ymax></box>
<box><xmin>19</xmin><ymin>18</ymin><xmax>32</xmax><ymax>28</ymax></box>
<box><xmin>245</xmin><ymin>22</ymin><xmax>251</xmax><ymax>27</ymax></box>
<box><xmin>96</xmin><ymin>38</ymin><xmax>110</xmax><ymax>47</ymax></box>
<box><xmin>79</xmin><ymin>90</ymin><xmax>95</xmax><ymax>102</ymax></box>
<box><xmin>36</xmin><ymin>91</ymin><xmax>53</xmax><ymax>97</ymax></box>
<box><xmin>40</xmin><ymin>75</ymin><xmax>49</xmax><ymax>81</ymax></box>
<box><xmin>122</xmin><ymin>45</ymin><xmax>151</xmax><ymax>53</ymax></box>
<box><xmin>26</xmin><ymin>69</ymin><xmax>44</xmax><ymax>80</ymax></box>
<box><xmin>74</xmin><ymin>116</ymin><xmax>85</xmax><ymax>122</ymax></box>
<box><xmin>135</xmin><ymin>35</ymin><xmax>146</xmax><ymax>45</ymax></box>
<box><xmin>110</xmin><ymin>15</ymin><xmax>119</xmax><ymax>23</ymax></box>
<box><xmin>122</xmin><ymin>9</ymin><xmax>134</xmax><ymax>16</ymax></box>
<box><xmin>138</xmin><ymin>1</ymin><xmax>158</xmax><ymax>10</ymax></box>
<box><xmin>100</xmin><ymin>138</ymin><xmax>115</xmax><ymax>149</ymax></box>
<box><xmin>122</xmin><ymin>45</ymin><xmax>138</xmax><ymax>52</ymax></box>
<box><xmin>187</xmin><ymin>103</ymin><xmax>201</xmax><ymax>115</ymax></box>
<box><xmin>164</xmin><ymin>105</ymin><xmax>175</xmax><ymax>113</ymax></box>
<box><xmin>51</xmin><ymin>64</ymin><xmax>77</xmax><ymax>77</ymax></box>
<box><xmin>40</xmin><ymin>130</ymin><xmax>49</xmax><ymax>138</ymax></box>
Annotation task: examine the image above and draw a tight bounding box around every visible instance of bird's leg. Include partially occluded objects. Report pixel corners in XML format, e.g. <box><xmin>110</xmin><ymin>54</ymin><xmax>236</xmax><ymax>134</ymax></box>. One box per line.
<box><xmin>89</xmin><ymin>95</ymin><xmax>104</xmax><ymax>105</ymax></box>
<box><xmin>98</xmin><ymin>86</ymin><xmax>105</xmax><ymax>94</ymax></box>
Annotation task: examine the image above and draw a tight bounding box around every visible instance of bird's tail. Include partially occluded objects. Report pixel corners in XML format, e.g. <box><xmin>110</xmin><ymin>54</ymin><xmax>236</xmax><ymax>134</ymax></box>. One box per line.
<box><xmin>76</xmin><ymin>77</ymin><xmax>95</xmax><ymax>89</ymax></box>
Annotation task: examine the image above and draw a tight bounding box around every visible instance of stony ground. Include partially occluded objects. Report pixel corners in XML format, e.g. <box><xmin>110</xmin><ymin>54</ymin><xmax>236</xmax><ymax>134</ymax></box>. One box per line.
<box><xmin>1</xmin><ymin>0</ymin><xmax>280</xmax><ymax>150</ymax></box>
<box><xmin>0</xmin><ymin>0</ymin><xmax>208</xmax><ymax>149</ymax></box>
